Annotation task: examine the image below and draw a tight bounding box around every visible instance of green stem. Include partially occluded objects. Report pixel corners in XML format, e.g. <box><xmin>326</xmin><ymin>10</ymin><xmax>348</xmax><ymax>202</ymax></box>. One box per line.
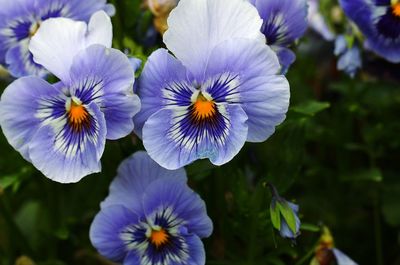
<box><xmin>294</xmin><ymin>242</ymin><xmax>318</xmax><ymax>265</ymax></box>
<box><xmin>374</xmin><ymin>191</ymin><xmax>384</xmax><ymax>265</ymax></box>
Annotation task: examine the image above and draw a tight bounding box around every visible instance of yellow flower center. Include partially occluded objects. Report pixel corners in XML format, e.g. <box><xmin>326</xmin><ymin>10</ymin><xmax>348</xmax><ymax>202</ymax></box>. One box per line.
<box><xmin>150</xmin><ymin>228</ymin><xmax>169</xmax><ymax>247</ymax></box>
<box><xmin>193</xmin><ymin>93</ymin><xmax>216</xmax><ymax>120</ymax></box>
<box><xmin>68</xmin><ymin>99</ymin><xmax>89</xmax><ymax>132</ymax></box>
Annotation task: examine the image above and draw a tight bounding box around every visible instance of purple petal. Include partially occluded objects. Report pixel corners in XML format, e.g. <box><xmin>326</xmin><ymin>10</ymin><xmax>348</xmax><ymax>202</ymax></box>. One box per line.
<box><xmin>142</xmin><ymin>104</ymin><xmax>248</xmax><ymax>169</ymax></box>
<box><xmin>5</xmin><ymin>40</ymin><xmax>47</xmax><ymax>78</ymax></box>
<box><xmin>142</xmin><ymin>176</ymin><xmax>213</xmax><ymax>238</ymax></box>
<box><xmin>253</xmin><ymin>0</ymin><xmax>308</xmax><ymax>46</ymax></box>
<box><xmin>68</xmin><ymin>44</ymin><xmax>140</xmax><ymax>140</ymax></box>
<box><xmin>204</xmin><ymin>38</ymin><xmax>290</xmax><ymax>143</ymax></box>
<box><xmin>90</xmin><ymin>205</ymin><xmax>140</xmax><ymax>262</ymax></box>
<box><xmin>134</xmin><ymin>48</ymin><xmax>189</xmax><ymax>138</ymax></box>
<box><xmin>123</xmin><ymin>251</ymin><xmax>141</xmax><ymax>265</ymax></box>
<box><xmin>28</xmin><ymin>101</ymin><xmax>106</xmax><ymax>183</ymax></box>
<box><xmin>0</xmin><ymin>77</ymin><xmax>61</xmax><ymax>160</ymax></box>
<box><xmin>340</xmin><ymin>0</ymin><xmax>400</xmax><ymax>63</ymax></box>
<box><xmin>100</xmin><ymin>151</ymin><xmax>187</xmax><ymax>213</ymax></box>
<box><xmin>273</xmin><ymin>46</ymin><xmax>296</xmax><ymax>74</ymax></box>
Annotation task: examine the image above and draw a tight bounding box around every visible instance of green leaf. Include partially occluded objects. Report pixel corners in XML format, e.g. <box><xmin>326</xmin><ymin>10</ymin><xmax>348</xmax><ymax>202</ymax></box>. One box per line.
<box><xmin>291</xmin><ymin>101</ymin><xmax>330</xmax><ymax>116</ymax></box>
<box><xmin>277</xmin><ymin>201</ymin><xmax>297</xmax><ymax>234</ymax></box>
<box><xmin>270</xmin><ymin>202</ymin><xmax>281</xmax><ymax>231</ymax></box>
<box><xmin>300</xmin><ymin>223</ymin><xmax>321</xmax><ymax>232</ymax></box>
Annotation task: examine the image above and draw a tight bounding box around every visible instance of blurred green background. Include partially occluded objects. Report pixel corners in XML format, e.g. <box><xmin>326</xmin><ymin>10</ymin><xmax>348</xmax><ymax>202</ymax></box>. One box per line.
<box><xmin>1</xmin><ymin>0</ymin><xmax>400</xmax><ymax>264</ymax></box>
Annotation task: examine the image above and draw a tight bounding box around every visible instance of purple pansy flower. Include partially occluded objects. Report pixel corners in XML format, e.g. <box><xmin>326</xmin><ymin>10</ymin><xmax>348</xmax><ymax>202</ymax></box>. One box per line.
<box><xmin>340</xmin><ymin>0</ymin><xmax>400</xmax><ymax>63</ymax></box>
<box><xmin>90</xmin><ymin>151</ymin><xmax>213</xmax><ymax>265</ymax></box>
<box><xmin>249</xmin><ymin>0</ymin><xmax>309</xmax><ymax>72</ymax></box>
<box><xmin>134</xmin><ymin>0</ymin><xmax>290</xmax><ymax>170</ymax></box>
<box><xmin>334</xmin><ymin>35</ymin><xmax>362</xmax><ymax>78</ymax></box>
<box><xmin>0</xmin><ymin>0</ymin><xmax>115</xmax><ymax>77</ymax></box>
<box><xmin>0</xmin><ymin>12</ymin><xmax>141</xmax><ymax>183</ymax></box>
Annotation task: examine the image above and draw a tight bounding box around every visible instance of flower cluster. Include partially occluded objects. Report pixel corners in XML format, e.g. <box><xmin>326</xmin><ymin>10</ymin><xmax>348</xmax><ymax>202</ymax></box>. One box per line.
<box><xmin>0</xmin><ymin>0</ymin><xmax>364</xmax><ymax>264</ymax></box>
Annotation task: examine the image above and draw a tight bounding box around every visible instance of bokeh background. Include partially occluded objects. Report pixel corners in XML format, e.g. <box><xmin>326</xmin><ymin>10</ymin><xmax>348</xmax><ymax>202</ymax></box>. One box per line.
<box><xmin>1</xmin><ymin>0</ymin><xmax>400</xmax><ymax>264</ymax></box>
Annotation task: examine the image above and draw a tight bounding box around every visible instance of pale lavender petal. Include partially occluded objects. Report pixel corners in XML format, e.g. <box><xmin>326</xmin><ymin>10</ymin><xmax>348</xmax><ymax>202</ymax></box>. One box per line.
<box><xmin>101</xmin><ymin>151</ymin><xmax>187</xmax><ymax>212</ymax></box>
<box><xmin>0</xmin><ymin>76</ymin><xmax>60</xmax><ymax>160</ymax></box>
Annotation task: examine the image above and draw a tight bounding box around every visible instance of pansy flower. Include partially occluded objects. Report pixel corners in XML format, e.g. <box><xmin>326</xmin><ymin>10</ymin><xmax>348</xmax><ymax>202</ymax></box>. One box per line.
<box><xmin>0</xmin><ymin>0</ymin><xmax>115</xmax><ymax>77</ymax></box>
<box><xmin>249</xmin><ymin>0</ymin><xmax>309</xmax><ymax>72</ymax></box>
<box><xmin>340</xmin><ymin>0</ymin><xmax>400</xmax><ymax>63</ymax></box>
<box><xmin>90</xmin><ymin>151</ymin><xmax>213</xmax><ymax>265</ymax></box>
<box><xmin>0</xmin><ymin>11</ymin><xmax>141</xmax><ymax>183</ymax></box>
<box><xmin>334</xmin><ymin>35</ymin><xmax>362</xmax><ymax>78</ymax></box>
<box><xmin>135</xmin><ymin>0</ymin><xmax>290</xmax><ymax>170</ymax></box>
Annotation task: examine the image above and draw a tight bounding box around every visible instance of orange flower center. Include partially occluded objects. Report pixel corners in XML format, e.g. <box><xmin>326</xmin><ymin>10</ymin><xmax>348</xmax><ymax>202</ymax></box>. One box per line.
<box><xmin>150</xmin><ymin>228</ymin><xmax>169</xmax><ymax>247</ymax></box>
<box><xmin>392</xmin><ymin>3</ymin><xmax>400</xmax><ymax>17</ymax></box>
<box><xmin>193</xmin><ymin>93</ymin><xmax>216</xmax><ymax>120</ymax></box>
<box><xmin>68</xmin><ymin>100</ymin><xmax>90</xmax><ymax>131</ymax></box>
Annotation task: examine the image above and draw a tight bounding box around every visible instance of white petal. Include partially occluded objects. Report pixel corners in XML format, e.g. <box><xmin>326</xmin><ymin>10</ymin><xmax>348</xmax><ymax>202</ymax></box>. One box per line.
<box><xmin>86</xmin><ymin>10</ymin><xmax>113</xmax><ymax>48</ymax></box>
<box><xmin>163</xmin><ymin>0</ymin><xmax>264</xmax><ymax>78</ymax></box>
<box><xmin>29</xmin><ymin>11</ymin><xmax>112</xmax><ymax>82</ymax></box>
<box><xmin>29</xmin><ymin>17</ymin><xmax>87</xmax><ymax>81</ymax></box>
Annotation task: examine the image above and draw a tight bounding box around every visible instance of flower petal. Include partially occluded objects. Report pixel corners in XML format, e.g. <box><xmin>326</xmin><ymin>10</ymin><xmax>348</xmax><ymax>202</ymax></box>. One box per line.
<box><xmin>100</xmin><ymin>151</ymin><xmax>187</xmax><ymax>212</ymax></box>
<box><xmin>340</xmin><ymin>0</ymin><xmax>400</xmax><ymax>63</ymax></box>
<box><xmin>29</xmin><ymin>11</ymin><xmax>112</xmax><ymax>81</ymax></box>
<box><xmin>163</xmin><ymin>0</ymin><xmax>264</xmax><ymax>78</ymax></box>
<box><xmin>134</xmin><ymin>48</ymin><xmax>189</xmax><ymax>137</ymax></box>
<box><xmin>254</xmin><ymin>0</ymin><xmax>308</xmax><ymax>46</ymax></box>
<box><xmin>204</xmin><ymin>38</ymin><xmax>290</xmax><ymax>142</ymax></box>
<box><xmin>123</xmin><ymin>252</ymin><xmax>141</xmax><ymax>265</ymax></box>
<box><xmin>332</xmin><ymin>248</ymin><xmax>359</xmax><ymax>265</ymax></box>
<box><xmin>273</xmin><ymin>46</ymin><xmax>296</xmax><ymax>74</ymax></box>
<box><xmin>68</xmin><ymin>44</ymin><xmax>139</xmax><ymax>140</ymax></box>
<box><xmin>54</xmin><ymin>0</ymin><xmax>115</xmax><ymax>21</ymax></box>
<box><xmin>28</xmin><ymin>101</ymin><xmax>107</xmax><ymax>183</ymax></box>
<box><xmin>0</xmin><ymin>76</ymin><xmax>61</xmax><ymax>161</ymax></box>
<box><xmin>5</xmin><ymin>40</ymin><xmax>47</xmax><ymax>78</ymax></box>
<box><xmin>142</xmin><ymin>103</ymin><xmax>248</xmax><ymax>170</ymax></box>
<box><xmin>90</xmin><ymin>205</ymin><xmax>140</xmax><ymax>262</ymax></box>
<box><xmin>142</xmin><ymin>176</ymin><xmax>213</xmax><ymax>238</ymax></box>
